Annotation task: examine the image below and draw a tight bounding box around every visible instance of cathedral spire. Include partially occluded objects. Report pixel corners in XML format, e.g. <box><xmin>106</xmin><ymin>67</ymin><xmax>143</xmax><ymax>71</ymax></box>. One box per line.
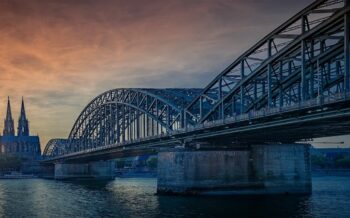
<box><xmin>20</xmin><ymin>97</ymin><xmax>26</xmax><ymax>119</ymax></box>
<box><xmin>18</xmin><ymin>97</ymin><xmax>29</xmax><ymax>136</ymax></box>
<box><xmin>3</xmin><ymin>96</ymin><xmax>15</xmax><ymax>136</ymax></box>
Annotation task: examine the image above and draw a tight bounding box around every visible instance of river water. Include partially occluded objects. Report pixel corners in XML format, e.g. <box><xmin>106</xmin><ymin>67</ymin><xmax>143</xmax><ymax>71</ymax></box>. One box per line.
<box><xmin>0</xmin><ymin>175</ymin><xmax>348</xmax><ymax>217</ymax></box>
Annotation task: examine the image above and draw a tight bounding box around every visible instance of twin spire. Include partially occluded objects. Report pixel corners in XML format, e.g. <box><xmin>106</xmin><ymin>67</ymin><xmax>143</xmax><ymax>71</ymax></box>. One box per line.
<box><xmin>18</xmin><ymin>97</ymin><xmax>29</xmax><ymax>136</ymax></box>
<box><xmin>3</xmin><ymin>97</ymin><xmax>14</xmax><ymax>136</ymax></box>
<box><xmin>3</xmin><ymin>97</ymin><xmax>29</xmax><ymax>137</ymax></box>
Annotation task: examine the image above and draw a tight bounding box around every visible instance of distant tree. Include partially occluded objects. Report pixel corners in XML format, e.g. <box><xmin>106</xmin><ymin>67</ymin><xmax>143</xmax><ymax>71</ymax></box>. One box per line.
<box><xmin>147</xmin><ymin>157</ymin><xmax>157</xmax><ymax>169</ymax></box>
<box><xmin>311</xmin><ymin>155</ymin><xmax>327</xmax><ymax>168</ymax></box>
<box><xmin>334</xmin><ymin>154</ymin><xmax>345</xmax><ymax>161</ymax></box>
<box><xmin>335</xmin><ymin>156</ymin><xmax>350</xmax><ymax>168</ymax></box>
<box><xmin>116</xmin><ymin>159</ymin><xmax>126</xmax><ymax>169</ymax></box>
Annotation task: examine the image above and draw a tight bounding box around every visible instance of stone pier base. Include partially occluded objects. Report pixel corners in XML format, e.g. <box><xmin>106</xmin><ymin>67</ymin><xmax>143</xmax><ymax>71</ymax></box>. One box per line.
<box><xmin>157</xmin><ymin>144</ymin><xmax>311</xmax><ymax>195</ymax></box>
<box><xmin>54</xmin><ymin>160</ymin><xmax>115</xmax><ymax>180</ymax></box>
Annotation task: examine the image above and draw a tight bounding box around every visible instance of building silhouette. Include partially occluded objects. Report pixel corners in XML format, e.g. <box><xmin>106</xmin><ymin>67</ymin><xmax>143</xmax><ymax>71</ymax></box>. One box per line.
<box><xmin>0</xmin><ymin>97</ymin><xmax>41</xmax><ymax>159</ymax></box>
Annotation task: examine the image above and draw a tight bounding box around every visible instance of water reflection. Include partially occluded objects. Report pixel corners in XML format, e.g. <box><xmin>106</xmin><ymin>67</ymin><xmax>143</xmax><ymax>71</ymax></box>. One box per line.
<box><xmin>0</xmin><ymin>176</ymin><xmax>347</xmax><ymax>217</ymax></box>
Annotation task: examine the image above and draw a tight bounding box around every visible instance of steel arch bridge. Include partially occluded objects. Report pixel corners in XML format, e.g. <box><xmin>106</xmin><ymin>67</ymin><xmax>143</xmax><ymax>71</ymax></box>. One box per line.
<box><xmin>43</xmin><ymin>88</ymin><xmax>201</xmax><ymax>157</ymax></box>
<box><xmin>44</xmin><ymin>0</ymin><xmax>350</xmax><ymax>160</ymax></box>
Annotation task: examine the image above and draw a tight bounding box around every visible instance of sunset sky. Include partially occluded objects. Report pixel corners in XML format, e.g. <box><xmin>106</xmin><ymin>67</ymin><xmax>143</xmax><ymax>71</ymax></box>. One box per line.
<box><xmin>0</xmin><ymin>0</ymin><xmax>348</xmax><ymax>149</ymax></box>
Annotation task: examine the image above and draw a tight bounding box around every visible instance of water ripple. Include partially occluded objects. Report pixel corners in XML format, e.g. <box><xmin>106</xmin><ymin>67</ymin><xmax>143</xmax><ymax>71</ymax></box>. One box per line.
<box><xmin>0</xmin><ymin>176</ymin><xmax>347</xmax><ymax>217</ymax></box>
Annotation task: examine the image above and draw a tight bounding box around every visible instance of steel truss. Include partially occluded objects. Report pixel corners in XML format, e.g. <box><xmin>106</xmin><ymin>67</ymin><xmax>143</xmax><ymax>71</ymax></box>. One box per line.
<box><xmin>185</xmin><ymin>0</ymin><xmax>350</xmax><ymax>125</ymax></box>
<box><xmin>61</xmin><ymin>89</ymin><xmax>200</xmax><ymax>154</ymax></box>
<box><xmin>42</xmin><ymin>139</ymin><xmax>68</xmax><ymax>157</ymax></box>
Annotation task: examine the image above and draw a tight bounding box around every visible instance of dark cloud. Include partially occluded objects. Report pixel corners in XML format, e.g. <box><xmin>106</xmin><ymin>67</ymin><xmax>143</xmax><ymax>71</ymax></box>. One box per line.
<box><xmin>11</xmin><ymin>54</ymin><xmax>48</xmax><ymax>72</ymax></box>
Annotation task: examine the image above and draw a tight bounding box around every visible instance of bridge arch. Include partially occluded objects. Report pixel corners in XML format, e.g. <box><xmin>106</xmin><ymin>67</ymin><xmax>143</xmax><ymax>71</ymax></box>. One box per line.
<box><xmin>65</xmin><ymin>88</ymin><xmax>201</xmax><ymax>153</ymax></box>
<box><xmin>42</xmin><ymin>139</ymin><xmax>68</xmax><ymax>158</ymax></box>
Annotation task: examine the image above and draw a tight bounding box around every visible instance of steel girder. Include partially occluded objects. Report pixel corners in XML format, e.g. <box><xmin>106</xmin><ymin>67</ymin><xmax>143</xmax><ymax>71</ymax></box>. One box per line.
<box><xmin>65</xmin><ymin>89</ymin><xmax>200</xmax><ymax>154</ymax></box>
<box><xmin>184</xmin><ymin>0</ymin><xmax>350</xmax><ymax>125</ymax></box>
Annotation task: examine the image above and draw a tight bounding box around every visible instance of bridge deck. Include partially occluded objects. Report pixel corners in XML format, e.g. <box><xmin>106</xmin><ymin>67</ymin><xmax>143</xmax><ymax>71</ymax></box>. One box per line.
<box><xmin>42</xmin><ymin>93</ymin><xmax>350</xmax><ymax>163</ymax></box>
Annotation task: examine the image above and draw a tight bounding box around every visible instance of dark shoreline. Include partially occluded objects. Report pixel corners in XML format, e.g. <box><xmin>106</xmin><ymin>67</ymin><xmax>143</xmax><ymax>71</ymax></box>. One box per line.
<box><xmin>312</xmin><ymin>169</ymin><xmax>350</xmax><ymax>176</ymax></box>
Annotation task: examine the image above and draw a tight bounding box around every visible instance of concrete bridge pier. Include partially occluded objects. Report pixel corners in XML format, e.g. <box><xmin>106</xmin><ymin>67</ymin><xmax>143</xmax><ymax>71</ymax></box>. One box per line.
<box><xmin>54</xmin><ymin>160</ymin><xmax>115</xmax><ymax>180</ymax></box>
<box><xmin>157</xmin><ymin>143</ymin><xmax>311</xmax><ymax>195</ymax></box>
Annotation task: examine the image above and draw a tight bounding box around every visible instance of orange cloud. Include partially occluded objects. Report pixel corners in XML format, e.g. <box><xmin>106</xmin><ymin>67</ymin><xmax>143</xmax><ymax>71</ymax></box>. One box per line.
<box><xmin>0</xmin><ymin>0</ymin><xmax>315</xmax><ymax>148</ymax></box>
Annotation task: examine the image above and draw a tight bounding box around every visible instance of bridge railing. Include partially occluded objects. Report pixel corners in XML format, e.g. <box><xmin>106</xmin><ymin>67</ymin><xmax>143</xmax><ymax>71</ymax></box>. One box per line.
<box><xmin>178</xmin><ymin>91</ymin><xmax>349</xmax><ymax>133</ymax></box>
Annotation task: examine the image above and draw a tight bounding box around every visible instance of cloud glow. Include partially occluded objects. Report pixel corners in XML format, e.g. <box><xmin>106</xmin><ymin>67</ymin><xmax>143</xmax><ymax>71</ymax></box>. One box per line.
<box><xmin>1</xmin><ymin>0</ymin><xmax>326</xmax><ymax>147</ymax></box>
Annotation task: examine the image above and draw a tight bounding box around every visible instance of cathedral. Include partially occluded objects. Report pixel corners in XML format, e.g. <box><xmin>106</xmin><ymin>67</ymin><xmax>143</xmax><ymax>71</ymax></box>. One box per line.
<box><xmin>0</xmin><ymin>97</ymin><xmax>41</xmax><ymax>159</ymax></box>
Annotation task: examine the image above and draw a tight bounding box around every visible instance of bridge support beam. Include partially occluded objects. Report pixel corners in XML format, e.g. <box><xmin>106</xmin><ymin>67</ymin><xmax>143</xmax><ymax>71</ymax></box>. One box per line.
<box><xmin>54</xmin><ymin>160</ymin><xmax>115</xmax><ymax>180</ymax></box>
<box><xmin>157</xmin><ymin>143</ymin><xmax>311</xmax><ymax>195</ymax></box>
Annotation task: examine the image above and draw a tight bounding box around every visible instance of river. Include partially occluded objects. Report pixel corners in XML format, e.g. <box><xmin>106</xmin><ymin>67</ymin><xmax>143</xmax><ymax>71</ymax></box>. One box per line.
<box><xmin>0</xmin><ymin>175</ymin><xmax>348</xmax><ymax>217</ymax></box>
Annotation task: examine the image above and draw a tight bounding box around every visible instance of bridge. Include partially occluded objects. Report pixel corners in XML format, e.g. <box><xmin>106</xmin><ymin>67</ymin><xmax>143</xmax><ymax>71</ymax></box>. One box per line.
<box><xmin>42</xmin><ymin>0</ymin><xmax>350</xmax><ymax>195</ymax></box>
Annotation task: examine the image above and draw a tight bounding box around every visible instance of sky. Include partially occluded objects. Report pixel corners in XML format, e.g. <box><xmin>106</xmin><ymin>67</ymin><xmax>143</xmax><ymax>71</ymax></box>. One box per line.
<box><xmin>0</xmin><ymin>0</ymin><xmax>348</xmax><ymax>149</ymax></box>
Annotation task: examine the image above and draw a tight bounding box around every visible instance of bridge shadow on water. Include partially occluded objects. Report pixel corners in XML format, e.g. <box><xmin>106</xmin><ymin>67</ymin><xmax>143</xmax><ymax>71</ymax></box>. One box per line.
<box><xmin>0</xmin><ymin>176</ymin><xmax>343</xmax><ymax>217</ymax></box>
<box><xmin>57</xmin><ymin>178</ymin><xmax>315</xmax><ymax>218</ymax></box>
<box><xmin>156</xmin><ymin>194</ymin><xmax>312</xmax><ymax>218</ymax></box>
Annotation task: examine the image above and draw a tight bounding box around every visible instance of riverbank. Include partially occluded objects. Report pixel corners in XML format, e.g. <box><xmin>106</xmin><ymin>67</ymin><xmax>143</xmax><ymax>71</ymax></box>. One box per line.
<box><xmin>312</xmin><ymin>169</ymin><xmax>350</xmax><ymax>176</ymax></box>
<box><xmin>0</xmin><ymin>172</ymin><xmax>37</xmax><ymax>179</ymax></box>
